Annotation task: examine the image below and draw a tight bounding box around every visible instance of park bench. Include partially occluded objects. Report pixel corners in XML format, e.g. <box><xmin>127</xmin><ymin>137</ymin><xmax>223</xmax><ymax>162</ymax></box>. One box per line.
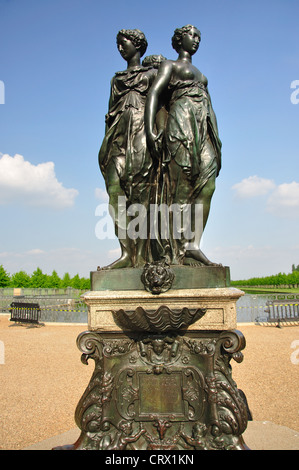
<box><xmin>264</xmin><ymin>299</ymin><xmax>299</xmax><ymax>327</ymax></box>
<box><xmin>9</xmin><ymin>302</ymin><xmax>40</xmax><ymax>325</ymax></box>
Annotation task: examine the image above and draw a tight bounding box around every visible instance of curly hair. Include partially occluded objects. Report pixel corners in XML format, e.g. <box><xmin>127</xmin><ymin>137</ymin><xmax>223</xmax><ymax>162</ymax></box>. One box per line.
<box><xmin>116</xmin><ymin>29</ymin><xmax>148</xmax><ymax>57</ymax></box>
<box><xmin>142</xmin><ymin>54</ymin><xmax>167</xmax><ymax>68</ymax></box>
<box><xmin>171</xmin><ymin>24</ymin><xmax>201</xmax><ymax>53</ymax></box>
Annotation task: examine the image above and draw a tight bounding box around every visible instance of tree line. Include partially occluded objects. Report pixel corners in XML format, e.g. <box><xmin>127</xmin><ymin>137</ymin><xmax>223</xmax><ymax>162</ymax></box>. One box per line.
<box><xmin>0</xmin><ymin>265</ymin><xmax>90</xmax><ymax>290</ymax></box>
<box><xmin>2</xmin><ymin>264</ymin><xmax>299</xmax><ymax>290</ymax></box>
<box><xmin>231</xmin><ymin>269</ymin><xmax>299</xmax><ymax>287</ymax></box>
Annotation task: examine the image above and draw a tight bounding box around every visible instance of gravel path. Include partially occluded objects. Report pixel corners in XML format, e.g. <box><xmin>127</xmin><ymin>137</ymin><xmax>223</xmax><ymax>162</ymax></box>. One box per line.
<box><xmin>0</xmin><ymin>315</ymin><xmax>298</xmax><ymax>450</ymax></box>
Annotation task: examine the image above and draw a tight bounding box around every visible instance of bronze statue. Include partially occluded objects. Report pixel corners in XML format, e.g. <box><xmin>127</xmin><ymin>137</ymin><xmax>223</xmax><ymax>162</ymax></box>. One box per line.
<box><xmin>145</xmin><ymin>25</ymin><xmax>222</xmax><ymax>266</ymax></box>
<box><xmin>98</xmin><ymin>25</ymin><xmax>222</xmax><ymax>269</ymax></box>
<box><xmin>98</xmin><ymin>29</ymin><xmax>158</xmax><ymax>268</ymax></box>
<box><xmin>58</xmin><ymin>28</ymin><xmax>250</xmax><ymax>454</ymax></box>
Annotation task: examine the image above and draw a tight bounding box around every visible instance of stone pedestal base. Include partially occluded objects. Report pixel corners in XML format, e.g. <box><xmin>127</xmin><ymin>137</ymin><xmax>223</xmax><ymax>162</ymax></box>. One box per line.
<box><xmin>84</xmin><ymin>287</ymin><xmax>243</xmax><ymax>332</ymax></box>
<box><xmin>57</xmin><ymin>328</ymin><xmax>249</xmax><ymax>450</ymax></box>
<box><xmin>54</xmin><ymin>285</ymin><xmax>250</xmax><ymax>450</ymax></box>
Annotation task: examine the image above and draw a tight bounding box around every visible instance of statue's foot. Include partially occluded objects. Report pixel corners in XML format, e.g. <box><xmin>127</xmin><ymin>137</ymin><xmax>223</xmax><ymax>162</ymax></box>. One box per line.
<box><xmin>183</xmin><ymin>257</ymin><xmax>203</xmax><ymax>266</ymax></box>
<box><xmin>101</xmin><ymin>253</ymin><xmax>133</xmax><ymax>270</ymax></box>
<box><xmin>134</xmin><ymin>257</ymin><xmax>147</xmax><ymax>268</ymax></box>
<box><xmin>184</xmin><ymin>249</ymin><xmax>222</xmax><ymax>267</ymax></box>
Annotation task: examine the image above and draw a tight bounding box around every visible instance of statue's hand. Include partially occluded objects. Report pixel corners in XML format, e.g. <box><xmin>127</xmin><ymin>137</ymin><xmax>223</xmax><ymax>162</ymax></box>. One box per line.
<box><xmin>147</xmin><ymin>131</ymin><xmax>162</xmax><ymax>161</ymax></box>
<box><xmin>156</xmin><ymin>129</ymin><xmax>164</xmax><ymax>148</ymax></box>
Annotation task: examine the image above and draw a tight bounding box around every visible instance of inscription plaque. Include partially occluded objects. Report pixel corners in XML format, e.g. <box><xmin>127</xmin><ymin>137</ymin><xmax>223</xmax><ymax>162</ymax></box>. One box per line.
<box><xmin>138</xmin><ymin>372</ymin><xmax>184</xmax><ymax>417</ymax></box>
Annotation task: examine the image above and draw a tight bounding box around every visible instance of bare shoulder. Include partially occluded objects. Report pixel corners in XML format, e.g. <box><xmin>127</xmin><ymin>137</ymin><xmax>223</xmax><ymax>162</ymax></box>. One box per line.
<box><xmin>150</xmin><ymin>60</ymin><xmax>174</xmax><ymax>91</ymax></box>
<box><xmin>201</xmin><ymin>72</ymin><xmax>208</xmax><ymax>86</ymax></box>
<box><xmin>159</xmin><ymin>59</ymin><xmax>174</xmax><ymax>75</ymax></box>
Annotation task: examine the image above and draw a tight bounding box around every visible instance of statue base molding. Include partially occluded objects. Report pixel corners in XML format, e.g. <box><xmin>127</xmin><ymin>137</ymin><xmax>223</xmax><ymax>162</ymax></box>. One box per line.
<box><xmin>91</xmin><ymin>265</ymin><xmax>231</xmax><ymax>292</ymax></box>
<box><xmin>84</xmin><ymin>287</ymin><xmax>243</xmax><ymax>332</ymax></box>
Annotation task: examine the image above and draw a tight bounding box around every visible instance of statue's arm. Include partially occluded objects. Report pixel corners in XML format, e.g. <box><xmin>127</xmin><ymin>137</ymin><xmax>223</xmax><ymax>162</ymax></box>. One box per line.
<box><xmin>145</xmin><ymin>61</ymin><xmax>173</xmax><ymax>155</ymax></box>
<box><xmin>206</xmin><ymin>86</ymin><xmax>219</xmax><ymax>134</ymax></box>
<box><xmin>105</xmin><ymin>77</ymin><xmax>116</xmax><ymax>132</ymax></box>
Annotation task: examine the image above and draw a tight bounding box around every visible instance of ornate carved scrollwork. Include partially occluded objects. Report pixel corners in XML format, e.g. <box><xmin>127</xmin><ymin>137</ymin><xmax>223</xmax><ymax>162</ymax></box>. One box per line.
<box><xmin>219</xmin><ymin>329</ymin><xmax>246</xmax><ymax>362</ymax></box>
<box><xmin>68</xmin><ymin>330</ymin><xmax>250</xmax><ymax>450</ymax></box>
<box><xmin>76</xmin><ymin>331</ymin><xmax>103</xmax><ymax>365</ymax></box>
<box><xmin>214</xmin><ymin>330</ymin><xmax>250</xmax><ymax>438</ymax></box>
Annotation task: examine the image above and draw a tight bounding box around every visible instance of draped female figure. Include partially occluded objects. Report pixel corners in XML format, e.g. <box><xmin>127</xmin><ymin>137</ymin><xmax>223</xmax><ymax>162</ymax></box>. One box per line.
<box><xmin>145</xmin><ymin>25</ymin><xmax>222</xmax><ymax>266</ymax></box>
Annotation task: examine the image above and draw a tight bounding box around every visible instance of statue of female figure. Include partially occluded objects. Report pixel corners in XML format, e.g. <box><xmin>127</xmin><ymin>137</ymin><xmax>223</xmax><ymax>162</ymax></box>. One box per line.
<box><xmin>145</xmin><ymin>25</ymin><xmax>222</xmax><ymax>266</ymax></box>
<box><xmin>98</xmin><ymin>29</ymin><xmax>157</xmax><ymax>268</ymax></box>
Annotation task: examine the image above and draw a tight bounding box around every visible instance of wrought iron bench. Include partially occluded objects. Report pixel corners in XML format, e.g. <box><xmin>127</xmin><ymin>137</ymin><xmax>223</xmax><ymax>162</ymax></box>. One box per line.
<box><xmin>264</xmin><ymin>299</ymin><xmax>299</xmax><ymax>327</ymax></box>
<box><xmin>10</xmin><ymin>302</ymin><xmax>40</xmax><ymax>325</ymax></box>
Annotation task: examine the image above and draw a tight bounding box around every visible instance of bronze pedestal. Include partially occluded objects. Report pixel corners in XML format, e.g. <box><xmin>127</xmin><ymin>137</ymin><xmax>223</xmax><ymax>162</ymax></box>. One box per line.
<box><xmin>54</xmin><ymin>270</ymin><xmax>250</xmax><ymax>451</ymax></box>
<box><xmin>68</xmin><ymin>328</ymin><xmax>249</xmax><ymax>451</ymax></box>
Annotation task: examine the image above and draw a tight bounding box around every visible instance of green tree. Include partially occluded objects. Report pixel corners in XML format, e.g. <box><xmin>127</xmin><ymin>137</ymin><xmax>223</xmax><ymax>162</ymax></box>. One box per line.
<box><xmin>0</xmin><ymin>265</ymin><xmax>10</xmax><ymax>287</ymax></box>
<box><xmin>61</xmin><ymin>272</ymin><xmax>72</xmax><ymax>288</ymax></box>
<box><xmin>71</xmin><ymin>274</ymin><xmax>81</xmax><ymax>289</ymax></box>
<box><xmin>288</xmin><ymin>270</ymin><xmax>299</xmax><ymax>285</ymax></box>
<box><xmin>80</xmin><ymin>277</ymin><xmax>91</xmax><ymax>290</ymax></box>
<box><xmin>45</xmin><ymin>270</ymin><xmax>61</xmax><ymax>288</ymax></box>
<box><xmin>11</xmin><ymin>270</ymin><xmax>31</xmax><ymax>288</ymax></box>
<box><xmin>30</xmin><ymin>267</ymin><xmax>46</xmax><ymax>288</ymax></box>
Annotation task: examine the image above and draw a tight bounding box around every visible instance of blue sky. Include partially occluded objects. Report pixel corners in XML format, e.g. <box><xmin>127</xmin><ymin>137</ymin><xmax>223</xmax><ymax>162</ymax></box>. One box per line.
<box><xmin>0</xmin><ymin>0</ymin><xmax>299</xmax><ymax>280</ymax></box>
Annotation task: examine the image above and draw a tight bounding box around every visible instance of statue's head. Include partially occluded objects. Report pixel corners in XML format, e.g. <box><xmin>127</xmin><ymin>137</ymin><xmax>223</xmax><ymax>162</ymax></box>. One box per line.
<box><xmin>116</xmin><ymin>29</ymin><xmax>148</xmax><ymax>58</ymax></box>
<box><xmin>171</xmin><ymin>24</ymin><xmax>201</xmax><ymax>54</ymax></box>
<box><xmin>142</xmin><ymin>54</ymin><xmax>167</xmax><ymax>68</ymax></box>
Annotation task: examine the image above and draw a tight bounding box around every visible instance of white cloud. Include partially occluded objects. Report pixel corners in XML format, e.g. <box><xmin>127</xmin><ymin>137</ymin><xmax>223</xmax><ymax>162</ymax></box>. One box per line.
<box><xmin>207</xmin><ymin>244</ymin><xmax>299</xmax><ymax>280</ymax></box>
<box><xmin>25</xmin><ymin>249</ymin><xmax>45</xmax><ymax>255</ymax></box>
<box><xmin>108</xmin><ymin>247</ymin><xmax>121</xmax><ymax>259</ymax></box>
<box><xmin>0</xmin><ymin>153</ymin><xmax>78</xmax><ymax>208</ymax></box>
<box><xmin>95</xmin><ymin>187</ymin><xmax>109</xmax><ymax>201</ymax></box>
<box><xmin>232</xmin><ymin>176</ymin><xmax>299</xmax><ymax>218</ymax></box>
<box><xmin>232</xmin><ymin>175</ymin><xmax>275</xmax><ymax>198</ymax></box>
<box><xmin>267</xmin><ymin>181</ymin><xmax>299</xmax><ymax>216</ymax></box>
